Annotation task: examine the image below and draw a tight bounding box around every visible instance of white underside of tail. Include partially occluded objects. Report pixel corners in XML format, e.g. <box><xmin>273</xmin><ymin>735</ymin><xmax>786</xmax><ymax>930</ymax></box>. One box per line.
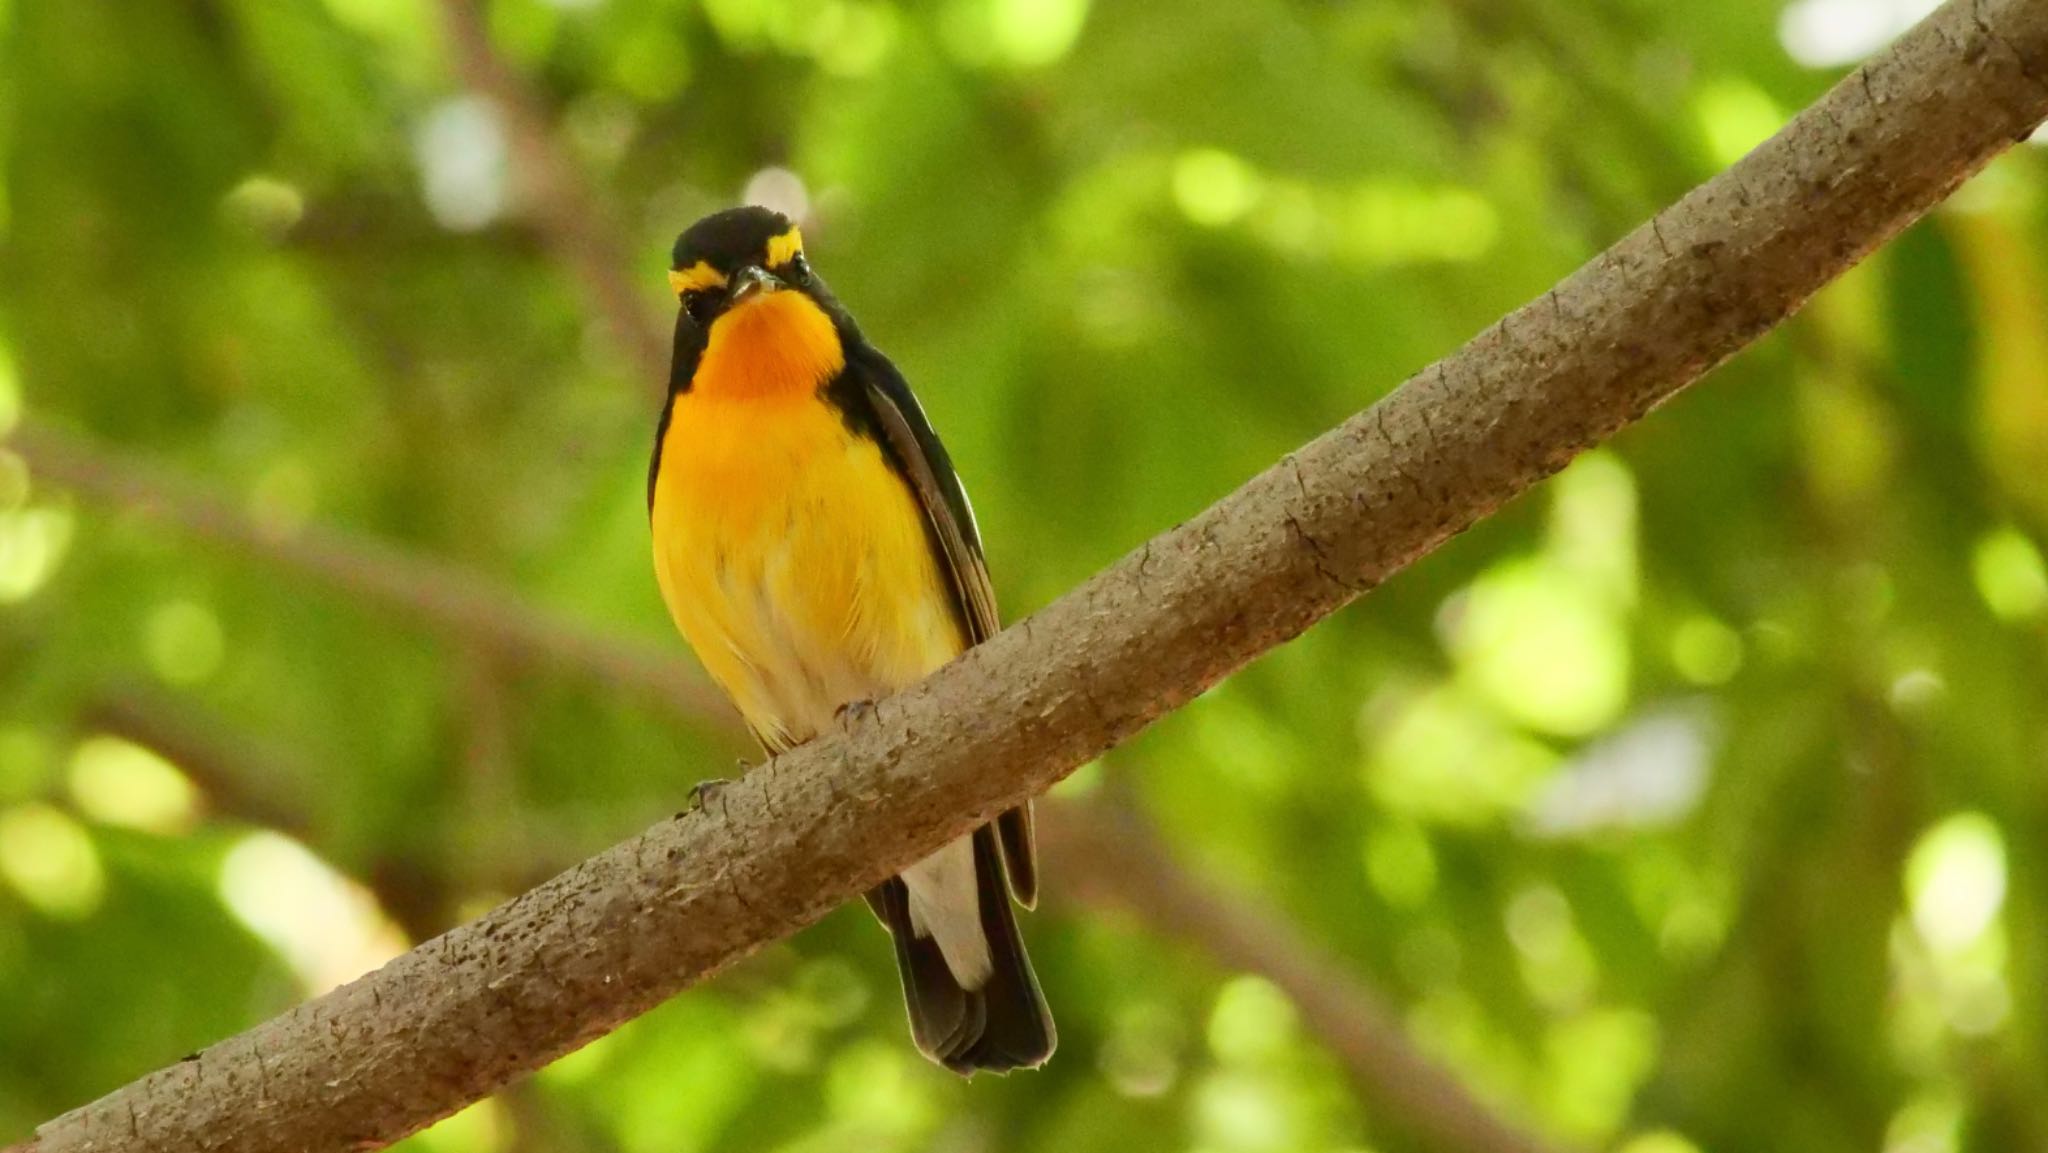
<box><xmin>903</xmin><ymin>834</ymin><xmax>991</xmax><ymax>989</ymax></box>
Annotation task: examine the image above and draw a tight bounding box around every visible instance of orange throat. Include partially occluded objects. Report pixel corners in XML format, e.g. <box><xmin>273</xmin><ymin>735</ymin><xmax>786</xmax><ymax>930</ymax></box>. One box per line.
<box><xmin>694</xmin><ymin>290</ymin><xmax>846</xmax><ymax>400</ymax></box>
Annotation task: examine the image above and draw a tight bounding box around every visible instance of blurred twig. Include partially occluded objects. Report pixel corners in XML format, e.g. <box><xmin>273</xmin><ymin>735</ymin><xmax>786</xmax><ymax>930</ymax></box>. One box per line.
<box><xmin>1044</xmin><ymin>801</ymin><xmax>1568</xmax><ymax>1153</ymax></box>
<box><xmin>10</xmin><ymin>419</ymin><xmax>736</xmax><ymax>730</ymax></box>
<box><xmin>79</xmin><ymin>681</ymin><xmax>318</xmax><ymax>841</ymax></box>
<box><xmin>437</xmin><ymin>0</ymin><xmax>671</xmax><ymax>393</ymax></box>
<box><xmin>453</xmin><ymin>649</ymin><xmax>534</xmax><ymax>901</ymax></box>
<box><xmin>76</xmin><ymin>681</ymin><xmax>458</xmax><ymax>939</ymax></box>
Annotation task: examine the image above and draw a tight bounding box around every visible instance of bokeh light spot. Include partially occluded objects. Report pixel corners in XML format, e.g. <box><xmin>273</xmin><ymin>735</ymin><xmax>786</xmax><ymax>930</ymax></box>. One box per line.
<box><xmin>1506</xmin><ymin>886</ymin><xmax>1571</xmax><ymax>958</ymax></box>
<box><xmin>943</xmin><ymin>0</ymin><xmax>1090</xmax><ymax>69</ymax></box>
<box><xmin>1188</xmin><ymin>691</ymin><xmax>1290</xmax><ymax>794</ymax></box>
<box><xmin>1779</xmin><ymin>0</ymin><xmax>1937</xmax><ymax>67</ymax></box>
<box><xmin>1208</xmin><ymin>975</ymin><xmax>1297</xmax><ymax>1064</ymax></box>
<box><xmin>794</xmin><ymin>955</ymin><xmax>869</xmax><ymax>1028</ymax></box>
<box><xmin>741</xmin><ymin>166</ymin><xmax>811</xmax><ymax>224</ymax></box>
<box><xmin>1193</xmin><ymin>1070</ymin><xmax>1296</xmax><ymax>1152</ymax></box>
<box><xmin>1671</xmin><ymin>616</ymin><xmax>1744</xmax><ymax>684</ymax></box>
<box><xmin>1545</xmin><ymin>1009</ymin><xmax>1659</xmax><ymax>1138</ymax></box>
<box><xmin>1906</xmin><ymin>813</ymin><xmax>2006</xmax><ymax>954</ymax></box>
<box><xmin>1342</xmin><ymin>182</ymin><xmax>1499</xmax><ymax>265</ymax></box>
<box><xmin>0</xmin><ymin>803</ymin><xmax>105</xmax><ymax>919</ymax></box>
<box><xmin>67</xmin><ymin>736</ymin><xmax>198</xmax><ymax>834</ymax></box>
<box><xmin>1100</xmin><ymin>1002</ymin><xmax>1183</xmax><ymax>1098</ymax></box>
<box><xmin>1507</xmin><ymin>886</ymin><xmax>1598</xmax><ymax>1009</ymax></box>
<box><xmin>218</xmin><ymin>831</ymin><xmax>407</xmax><ymax>994</ymax></box>
<box><xmin>1693</xmin><ymin>79</ymin><xmax>1786</xmax><ymax>167</ymax></box>
<box><xmin>414</xmin><ymin>96</ymin><xmax>509</xmax><ymax>232</ymax></box>
<box><xmin>990</xmin><ymin>0</ymin><xmax>1088</xmax><ymax>66</ymax></box>
<box><xmin>1548</xmin><ymin>452</ymin><xmax>1638</xmax><ymax>602</ymax></box>
<box><xmin>321</xmin><ymin>0</ymin><xmax>420</xmax><ymax>44</ymax></box>
<box><xmin>1884</xmin><ymin>1093</ymin><xmax>1962</xmax><ymax>1153</ymax></box>
<box><xmin>1659</xmin><ymin>893</ymin><xmax>1729</xmax><ymax>963</ymax></box>
<box><xmin>1888</xmin><ymin>668</ymin><xmax>1945</xmax><ymax>715</ymax></box>
<box><xmin>1524</xmin><ymin>706</ymin><xmax>1714</xmax><ymax>838</ymax></box>
<box><xmin>0</xmin><ymin>505</ymin><xmax>74</xmax><ymax>603</ymax></box>
<box><xmin>1173</xmin><ymin>149</ymin><xmax>1261</xmax><ymax>228</ymax></box>
<box><xmin>1449</xmin><ymin>560</ymin><xmax>1630</xmax><ymax>737</ymax></box>
<box><xmin>814</xmin><ymin>3</ymin><xmax>898</xmax><ymax>75</ymax></box>
<box><xmin>221</xmin><ymin>175</ymin><xmax>306</xmax><ymax>241</ymax></box>
<box><xmin>825</xmin><ymin>1040</ymin><xmax>937</xmax><ymax>1135</ymax></box>
<box><xmin>145</xmin><ymin>598</ymin><xmax>226</xmax><ymax>686</ymax></box>
<box><xmin>1972</xmin><ymin>526</ymin><xmax>2048</xmax><ymax>621</ymax></box>
<box><xmin>1366</xmin><ymin>684</ymin><xmax>1561</xmax><ymax>822</ymax></box>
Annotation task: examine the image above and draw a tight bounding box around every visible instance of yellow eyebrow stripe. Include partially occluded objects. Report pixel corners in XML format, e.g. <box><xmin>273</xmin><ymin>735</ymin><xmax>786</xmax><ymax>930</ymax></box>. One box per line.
<box><xmin>668</xmin><ymin>262</ymin><xmax>725</xmax><ymax>296</ymax></box>
<box><xmin>765</xmin><ymin>228</ymin><xmax>803</xmax><ymax>268</ymax></box>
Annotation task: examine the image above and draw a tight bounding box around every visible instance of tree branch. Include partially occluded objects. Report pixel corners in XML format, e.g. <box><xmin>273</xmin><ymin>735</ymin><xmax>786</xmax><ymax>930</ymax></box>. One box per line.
<box><xmin>1043</xmin><ymin>802</ymin><xmax>1561</xmax><ymax>1153</ymax></box>
<box><xmin>10</xmin><ymin>420</ymin><xmax>735</xmax><ymax>729</ymax></box>
<box><xmin>38</xmin><ymin>422</ymin><xmax>1550</xmax><ymax>1147</ymax></box>
<box><xmin>22</xmin><ymin>1</ymin><xmax>2048</xmax><ymax>1148</ymax></box>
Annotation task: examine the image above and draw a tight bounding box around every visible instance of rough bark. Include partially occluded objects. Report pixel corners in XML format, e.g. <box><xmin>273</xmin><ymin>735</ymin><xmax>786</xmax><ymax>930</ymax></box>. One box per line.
<box><xmin>25</xmin><ymin>0</ymin><xmax>2048</xmax><ymax>1149</ymax></box>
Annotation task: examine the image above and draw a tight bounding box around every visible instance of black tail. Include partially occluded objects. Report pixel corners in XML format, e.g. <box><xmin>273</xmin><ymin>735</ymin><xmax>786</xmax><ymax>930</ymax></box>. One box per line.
<box><xmin>870</xmin><ymin>826</ymin><xmax>1055</xmax><ymax>1074</ymax></box>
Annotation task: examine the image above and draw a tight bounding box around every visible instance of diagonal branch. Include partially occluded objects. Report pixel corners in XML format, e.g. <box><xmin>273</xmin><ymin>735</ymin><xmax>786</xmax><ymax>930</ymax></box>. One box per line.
<box><xmin>23</xmin><ymin>426</ymin><xmax>1569</xmax><ymax>1150</ymax></box>
<box><xmin>22</xmin><ymin>0</ymin><xmax>1577</xmax><ymax>1134</ymax></box>
<box><xmin>19</xmin><ymin>0</ymin><xmax>2048</xmax><ymax>1149</ymax></box>
<box><xmin>83</xmin><ymin>670</ymin><xmax>1568</xmax><ymax>1153</ymax></box>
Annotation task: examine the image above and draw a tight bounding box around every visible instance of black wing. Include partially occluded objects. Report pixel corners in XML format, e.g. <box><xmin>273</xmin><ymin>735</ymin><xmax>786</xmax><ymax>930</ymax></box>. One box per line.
<box><xmin>841</xmin><ymin>341</ymin><xmax>1039</xmax><ymax>908</ymax></box>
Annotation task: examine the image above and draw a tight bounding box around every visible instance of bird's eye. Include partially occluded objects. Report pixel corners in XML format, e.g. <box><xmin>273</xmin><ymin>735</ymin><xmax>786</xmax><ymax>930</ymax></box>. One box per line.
<box><xmin>681</xmin><ymin>290</ymin><xmax>715</xmax><ymax>323</ymax></box>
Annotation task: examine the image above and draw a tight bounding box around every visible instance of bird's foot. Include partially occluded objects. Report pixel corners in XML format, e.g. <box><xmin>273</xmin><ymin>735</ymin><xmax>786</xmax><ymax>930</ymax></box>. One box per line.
<box><xmin>835</xmin><ymin>697</ymin><xmax>878</xmax><ymax>728</ymax></box>
<box><xmin>681</xmin><ymin>776</ymin><xmax>731</xmax><ymax>818</ymax></box>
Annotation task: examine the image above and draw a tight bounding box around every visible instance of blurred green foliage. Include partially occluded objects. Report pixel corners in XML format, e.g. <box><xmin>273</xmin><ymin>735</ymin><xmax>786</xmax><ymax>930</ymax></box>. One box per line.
<box><xmin>4</xmin><ymin>0</ymin><xmax>2048</xmax><ymax>1151</ymax></box>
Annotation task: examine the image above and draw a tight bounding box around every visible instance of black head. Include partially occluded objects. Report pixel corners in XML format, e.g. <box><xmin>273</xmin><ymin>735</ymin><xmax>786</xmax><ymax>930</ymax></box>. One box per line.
<box><xmin>668</xmin><ymin>206</ymin><xmax>828</xmax><ymax>328</ymax></box>
<box><xmin>670</xmin><ymin>206</ymin><xmax>793</xmax><ymax>274</ymax></box>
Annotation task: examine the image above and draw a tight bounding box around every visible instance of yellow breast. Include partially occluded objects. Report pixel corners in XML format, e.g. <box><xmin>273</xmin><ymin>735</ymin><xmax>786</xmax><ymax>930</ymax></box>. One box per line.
<box><xmin>696</xmin><ymin>289</ymin><xmax>847</xmax><ymax>402</ymax></box>
<box><xmin>650</xmin><ymin>299</ymin><xmax>965</xmax><ymax>750</ymax></box>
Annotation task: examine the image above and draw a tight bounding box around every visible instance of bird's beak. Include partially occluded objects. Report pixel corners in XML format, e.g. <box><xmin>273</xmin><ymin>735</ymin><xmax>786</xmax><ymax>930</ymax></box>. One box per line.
<box><xmin>727</xmin><ymin>264</ymin><xmax>782</xmax><ymax>307</ymax></box>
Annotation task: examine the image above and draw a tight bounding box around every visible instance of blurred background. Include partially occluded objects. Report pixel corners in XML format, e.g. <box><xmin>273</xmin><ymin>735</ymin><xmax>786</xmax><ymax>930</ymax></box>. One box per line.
<box><xmin>3</xmin><ymin>0</ymin><xmax>2047</xmax><ymax>1151</ymax></box>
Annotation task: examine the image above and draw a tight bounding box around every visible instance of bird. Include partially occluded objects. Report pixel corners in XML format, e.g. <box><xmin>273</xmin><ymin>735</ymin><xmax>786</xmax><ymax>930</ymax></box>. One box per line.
<box><xmin>646</xmin><ymin>205</ymin><xmax>1055</xmax><ymax>1074</ymax></box>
